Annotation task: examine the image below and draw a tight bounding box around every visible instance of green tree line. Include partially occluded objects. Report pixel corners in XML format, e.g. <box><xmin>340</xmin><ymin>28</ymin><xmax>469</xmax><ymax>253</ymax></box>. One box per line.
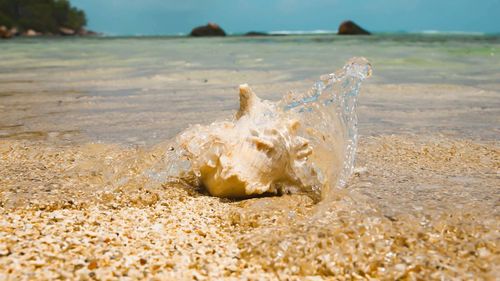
<box><xmin>0</xmin><ymin>0</ymin><xmax>86</xmax><ymax>33</ymax></box>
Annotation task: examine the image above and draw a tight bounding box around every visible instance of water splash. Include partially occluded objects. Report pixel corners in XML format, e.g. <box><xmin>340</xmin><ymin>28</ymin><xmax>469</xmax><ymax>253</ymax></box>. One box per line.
<box><xmin>281</xmin><ymin>57</ymin><xmax>372</xmax><ymax>189</ymax></box>
<box><xmin>152</xmin><ymin>57</ymin><xmax>372</xmax><ymax>200</ymax></box>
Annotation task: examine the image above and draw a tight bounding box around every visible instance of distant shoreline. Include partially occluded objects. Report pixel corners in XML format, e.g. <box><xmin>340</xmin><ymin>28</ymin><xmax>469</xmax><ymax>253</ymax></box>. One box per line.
<box><xmin>3</xmin><ymin>32</ymin><xmax>497</xmax><ymax>40</ymax></box>
<box><xmin>67</xmin><ymin>30</ymin><xmax>498</xmax><ymax>37</ymax></box>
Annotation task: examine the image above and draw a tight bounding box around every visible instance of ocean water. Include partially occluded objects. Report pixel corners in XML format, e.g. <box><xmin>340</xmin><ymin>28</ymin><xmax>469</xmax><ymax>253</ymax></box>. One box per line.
<box><xmin>0</xmin><ymin>34</ymin><xmax>499</xmax><ymax>145</ymax></box>
<box><xmin>0</xmin><ymin>34</ymin><xmax>499</xmax><ymax>279</ymax></box>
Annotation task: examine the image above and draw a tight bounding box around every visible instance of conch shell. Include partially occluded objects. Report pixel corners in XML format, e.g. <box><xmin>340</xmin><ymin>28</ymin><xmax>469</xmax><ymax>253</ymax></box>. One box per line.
<box><xmin>171</xmin><ymin>57</ymin><xmax>372</xmax><ymax>200</ymax></box>
<box><xmin>177</xmin><ymin>85</ymin><xmax>322</xmax><ymax>198</ymax></box>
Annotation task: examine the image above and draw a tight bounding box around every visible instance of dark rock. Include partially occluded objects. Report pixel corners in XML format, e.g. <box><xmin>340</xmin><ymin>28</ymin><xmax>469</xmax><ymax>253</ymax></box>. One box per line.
<box><xmin>76</xmin><ymin>28</ymin><xmax>98</xmax><ymax>36</ymax></box>
<box><xmin>59</xmin><ymin>27</ymin><xmax>75</xmax><ymax>36</ymax></box>
<box><xmin>244</xmin><ymin>31</ymin><xmax>269</xmax><ymax>36</ymax></box>
<box><xmin>0</xmin><ymin>26</ymin><xmax>13</xmax><ymax>39</ymax></box>
<box><xmin>338</xmin><ymin>20</ymin><xmax>370</xmax><ymax>35</ymax></box>
<box><xmin>190</xmin><ymin>23</ymin><xmax>226</xmax><ymax>37</ymax></box>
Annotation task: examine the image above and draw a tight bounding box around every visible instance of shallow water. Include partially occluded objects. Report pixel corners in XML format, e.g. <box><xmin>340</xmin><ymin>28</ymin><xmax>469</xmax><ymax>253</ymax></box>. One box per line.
<box><xmin>0</xmin><ymin>34</ymin><xmax>499</xmax><ymax>144</ymax></box>
<box><xmin>0</xmin><ymin>34</ymin><xmax>499</xmax><ymax>279</ymax></box>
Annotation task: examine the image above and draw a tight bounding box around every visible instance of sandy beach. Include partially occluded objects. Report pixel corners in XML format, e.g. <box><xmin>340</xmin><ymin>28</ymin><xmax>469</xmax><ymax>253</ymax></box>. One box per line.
<box><xmin>0</xmin><ymin>35</ymin><xmax>499</xmax><ymax>279</ymax></box>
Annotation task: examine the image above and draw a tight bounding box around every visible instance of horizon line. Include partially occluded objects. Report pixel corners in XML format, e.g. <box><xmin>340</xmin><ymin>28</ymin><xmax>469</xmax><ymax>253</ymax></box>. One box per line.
<box><xmin>93</xmin><ymin>29</ymin><xmax>497</xmax><ymax>37</ymax></box>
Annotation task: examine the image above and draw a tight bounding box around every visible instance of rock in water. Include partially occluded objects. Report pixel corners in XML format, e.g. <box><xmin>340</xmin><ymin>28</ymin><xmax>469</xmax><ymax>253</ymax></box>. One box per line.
<box><xmin>9</xmin><ymin>27</ymin><xmax>19</xmax><ymax>36</ymax></box>
<box><xmin>0</xmin><ymin>26</ymin><xmax>13</xmax><ymax>39</ymax></box>
<box><xmin>164</xmin><ymin>58</ymin><xmax>372</xmax><ymax>200</ymax></box>
<box><xmin>77</xmin><ymin>28</ymin><xmax>98</xmax><ymax>36</ymax></box>
<box><xmin>190</xmin><ymin>23</ymin><xmax>226</xmax><ymax>37</ymax></box>
<box><xmin>244</xmin><ymin>31</ymin><xmax>269</xmax><ymax>36</ymax></box>
<box><xmin>24</xmin><ymin>29</ymin><xmax>40</xmax><ymax>36</ymax></box>
<box><xmin>338</xmin><ymin>20</ymin><xmax>371</xmax><ymax>35</ymax></box>
<box><xmin>59</xmin><ymin>27</ymin><xmax>75</xmax><ymax>36</ymax></box>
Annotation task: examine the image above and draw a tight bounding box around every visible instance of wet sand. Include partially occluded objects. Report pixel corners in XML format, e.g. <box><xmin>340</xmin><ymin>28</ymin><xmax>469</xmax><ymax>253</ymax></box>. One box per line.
<box><xmin>1</xmin><ymin>80</ymin><xmax>499</xmax><ymax>279</ymax></box>
<box><xmin>0</xmin><ymin>135</ymin><xmax>498</xmax><ymax>280</ymax></box>
<box><xmin>1</xmin><ymin>34</ymin><xmax>499</xmax><ymax>280</ymax></box>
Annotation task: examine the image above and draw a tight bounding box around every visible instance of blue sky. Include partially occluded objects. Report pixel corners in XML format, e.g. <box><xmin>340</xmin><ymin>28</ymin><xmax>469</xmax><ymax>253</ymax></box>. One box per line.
<box><xmin>72</xmin><ymin>0</ymin><xmax>500</xmax><ymax>35</ymax></box>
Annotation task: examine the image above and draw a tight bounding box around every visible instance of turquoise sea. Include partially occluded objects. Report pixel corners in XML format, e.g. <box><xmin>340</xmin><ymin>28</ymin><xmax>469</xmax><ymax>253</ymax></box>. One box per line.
<box><xmin>1</xmin><ymin>34</ymin><xmax>498</xmax><ymax>144</ymax></box>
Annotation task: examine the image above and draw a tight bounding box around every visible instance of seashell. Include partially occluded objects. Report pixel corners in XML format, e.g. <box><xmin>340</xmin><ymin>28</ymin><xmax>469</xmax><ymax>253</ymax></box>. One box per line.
<box><xmin>172</xmin><ymin>58</ymin><xmax>372</xmax><ymax>200</ymax></box>
<box><xmin>177</xmin><ymin>85</ymin><xmax>322</xmax><ymax>198</ymax></box>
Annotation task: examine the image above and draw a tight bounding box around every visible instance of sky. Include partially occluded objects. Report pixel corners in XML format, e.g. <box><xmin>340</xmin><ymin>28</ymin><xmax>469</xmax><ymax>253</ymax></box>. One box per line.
<box><xmin>72</xmin><ymin>0</ymin><xmax>500</xmax><ymax>35</ymax></box>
